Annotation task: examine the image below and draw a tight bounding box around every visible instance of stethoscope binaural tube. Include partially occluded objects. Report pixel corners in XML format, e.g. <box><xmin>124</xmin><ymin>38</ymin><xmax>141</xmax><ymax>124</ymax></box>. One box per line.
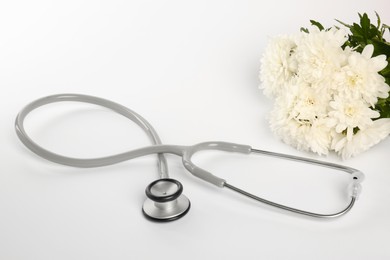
<box><xmin>15</xmin><ymin>93</ymin><xmax>364</xmax><ymax>221</ymax></box>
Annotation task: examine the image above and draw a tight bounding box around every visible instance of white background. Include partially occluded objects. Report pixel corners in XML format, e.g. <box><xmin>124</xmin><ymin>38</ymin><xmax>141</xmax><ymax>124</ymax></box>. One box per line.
<box><xmin>1</xmin><ymin>1</ymin><xmax>390</xmax><ymax>259</ymax></box>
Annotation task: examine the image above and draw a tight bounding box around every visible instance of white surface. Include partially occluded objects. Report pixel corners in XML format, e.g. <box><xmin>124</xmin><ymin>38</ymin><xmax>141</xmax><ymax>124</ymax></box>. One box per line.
<box><xmin>1</xmin><ymin>1</ymin><xmax>390</xmax><ymax>259</ymax></box>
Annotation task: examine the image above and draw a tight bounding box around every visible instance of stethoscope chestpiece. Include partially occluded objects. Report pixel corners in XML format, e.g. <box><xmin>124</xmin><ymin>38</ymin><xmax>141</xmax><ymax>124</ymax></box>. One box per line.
<box><xmin>142</xmin><ymin>178</ymin><xmax>191</xmax><ymax>222</ymax></box>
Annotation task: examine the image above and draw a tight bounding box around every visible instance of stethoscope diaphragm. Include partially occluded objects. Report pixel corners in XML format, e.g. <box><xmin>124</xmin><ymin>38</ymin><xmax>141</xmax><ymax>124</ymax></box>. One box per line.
<box><xmin>142</xmin><ymin>178</ymin><xmax>191</xmax><ymax>222</ymax></box>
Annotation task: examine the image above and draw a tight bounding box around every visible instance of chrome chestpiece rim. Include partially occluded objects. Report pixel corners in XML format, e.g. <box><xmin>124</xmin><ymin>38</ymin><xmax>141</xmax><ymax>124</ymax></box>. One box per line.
<box><xmin>142</xmin><ymin>179</ymin><xmax>191</xmax><ymax>222</ymax></box>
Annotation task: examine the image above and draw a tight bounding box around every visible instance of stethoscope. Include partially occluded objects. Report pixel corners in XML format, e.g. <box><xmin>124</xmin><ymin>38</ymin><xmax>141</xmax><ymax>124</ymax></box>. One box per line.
<box><xmin>15</xmin><ymin>94</ymin><xmax>364</xmax><ymax>222</ymax></box>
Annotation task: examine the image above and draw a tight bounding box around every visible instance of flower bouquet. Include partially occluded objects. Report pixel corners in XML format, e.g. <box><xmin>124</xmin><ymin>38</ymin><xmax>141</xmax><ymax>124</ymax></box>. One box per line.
<box><xmin>260</xmin><ymin>13</ymin><xmax>390</xmax><ymax>159</ymax></box>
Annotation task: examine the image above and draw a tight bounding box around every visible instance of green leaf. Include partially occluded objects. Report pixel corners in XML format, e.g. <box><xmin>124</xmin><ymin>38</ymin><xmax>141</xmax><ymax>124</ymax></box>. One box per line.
<box><xmin>350</xmin><ymin>13</ymin><xmax>384</xmax><ymax>44</ymax></box>
<box><xmin>375</xmin><ymin>96</ymin><xmax>390</xmax><ymax>118</ymax></box>
<box><xmin>310</xmin><ymin>20</ymin><xmax>324</xmax><ymax>31</ymax></box>
<box><xmin>350</xmin><ymin>23</ymin><xmax>363</xmax><ymax>37</ymax></box>
<box><xmin>383</xmin><ymin>23</ymin><xmax>390</xmax><ymax>34</ymax></box>
<box><xmin>360</xmin><ymin>13</ymin><xmax>371</xmax><ymax>35</ymax></box>
<box><xmin>300</xmin><ymin>27</ymin><xmax>309</xmax><ymax>33</ymax></box>
<box><xmin>375</xmin><ymin>11</ymin><xmax>381</xmax><ymax>29</ymax></box>
<box><xmin>380</xmin><ymin>69</ymin><xmax>390</xmax><ymax>77</ymax></box>
<box><xmin>385</xmin><ymin>77</ymin><xmax>390</xmax><ymax>86</ymax></box>
<box><xmin>372</xmin><ymin>39</ymin><xmax>390</xmax><ymax>57</ymax></box>
<box><xmin>335</xmin><ymin>19</ymin><xmax>351</xmax><ymax>28</ymax></box>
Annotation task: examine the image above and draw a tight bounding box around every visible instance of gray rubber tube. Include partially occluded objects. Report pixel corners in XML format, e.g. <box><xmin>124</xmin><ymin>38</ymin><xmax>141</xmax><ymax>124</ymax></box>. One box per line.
<box><xmin>15</xmin><ymin>93</ymin><xmax>174</xmax><ymax>178</ymax></box>
<box><xmin>14</xmin><ymin>93</ymin><xmax>249</xmax><ymax>186</ymax></box>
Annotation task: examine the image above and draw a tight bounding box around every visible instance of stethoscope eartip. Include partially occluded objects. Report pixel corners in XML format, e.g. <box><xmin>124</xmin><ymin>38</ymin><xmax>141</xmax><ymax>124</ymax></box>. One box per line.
<box><xmin>142</xmin><ymin>178</ymin><xmax>191</xmax><ymax>222</ymax></box>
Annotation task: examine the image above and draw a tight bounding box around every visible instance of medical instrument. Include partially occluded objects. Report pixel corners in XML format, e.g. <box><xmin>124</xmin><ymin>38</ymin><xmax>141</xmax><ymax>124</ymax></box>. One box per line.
<box><xmin>15</xmin><ymin>94</ymin><xmax>364</xmax><ymax>221</ymax></box>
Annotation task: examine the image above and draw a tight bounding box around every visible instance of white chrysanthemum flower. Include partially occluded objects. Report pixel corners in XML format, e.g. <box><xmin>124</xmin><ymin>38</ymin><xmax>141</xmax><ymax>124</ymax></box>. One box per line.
<box><xmin>334</xmin><ymin>44</ymin><xmax>389</xmax><ymax>106</ymax></box>
<box><xmin>260</xmin><ymin>35</ymin><xmax>298</xmax><ymax>98</ymax></box>
<box><xmin>328</xmin><ymin>97</ymin><xmax>380</xmax><ymax>140</ymax></box>
<box><xmin>294</xmin><ymin>27</ymin><xmax>348</xmax><ymax>87</ymax></box>
<box><xmin>261</xmin><ymin>26</ymin><xmax>390</xmax><ymax>159</ymax></box>
<box><xmin>331</xmin><ymin>118</ymin><xmax>390</xmax><ymax>159</ymax></box>
<box><xmin>269</xmin><ymin>82</ymin><xmax>332</xmax><ymax>155</ymax></box>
